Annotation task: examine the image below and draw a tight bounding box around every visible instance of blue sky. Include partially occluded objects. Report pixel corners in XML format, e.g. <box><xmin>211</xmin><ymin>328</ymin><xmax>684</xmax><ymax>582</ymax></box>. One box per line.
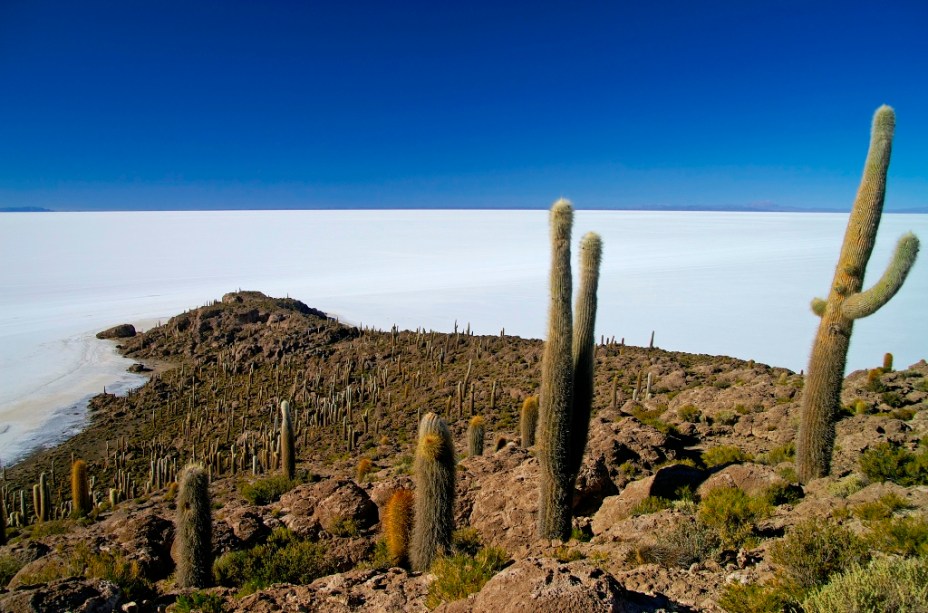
<box><xmin>0</xmin><ymin>1</ymin><xmax>926</xmax><ymax>211</ymax></box>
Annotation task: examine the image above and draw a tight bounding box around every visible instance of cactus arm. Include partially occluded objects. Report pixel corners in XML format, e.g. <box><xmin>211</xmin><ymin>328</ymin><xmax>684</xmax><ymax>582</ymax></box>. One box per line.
<box><xmin>842</xmin><ymin>232</ymin><xmax>919</xmax><ymax>320</ymax></box>
<box><xmin>811</xmin><ymin>297</ymin><xmax>827</xmax><ymax>317</ymax></box>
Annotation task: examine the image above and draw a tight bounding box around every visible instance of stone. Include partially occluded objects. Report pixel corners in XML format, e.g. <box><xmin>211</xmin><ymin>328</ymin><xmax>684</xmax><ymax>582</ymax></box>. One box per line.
<box><xmin>96</xmin><ymin>324</ymin><xmax>137</xmax><ymax>340</ymax></box>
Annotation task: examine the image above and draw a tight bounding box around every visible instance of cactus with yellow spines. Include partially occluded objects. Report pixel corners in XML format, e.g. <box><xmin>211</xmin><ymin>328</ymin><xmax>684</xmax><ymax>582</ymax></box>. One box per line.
<box><xmin>520</xmin><ymin>396</ymin><xmax>539</xmax><ymax>447</ymax></box>
<box><xmin>537</xmin><ymin>199</ymin><xmax>604</xmax><ymax>540</ymax></box>
<box><xmin>410</xmin><ymin>412</ymin><xmax>455</xmax><ymax>571</ymax></box>
<box><xmin>796</xmin><ymin>106</ymin><xmax>920</xmax><ymax>483</ymax></box>
<box><xmin>70</xmin><ymin>459</ymin><xmax>91</xmax><ymax>518</ymax></box>
<box><xmin>383</xmin><ymin>488</ymin><xmax>414</xmax><ymax>567</ymax></box>
<box><xmin>467</xmin><ymin>416</ymin><xmax>485</xmax><ymax>457</ymax></box>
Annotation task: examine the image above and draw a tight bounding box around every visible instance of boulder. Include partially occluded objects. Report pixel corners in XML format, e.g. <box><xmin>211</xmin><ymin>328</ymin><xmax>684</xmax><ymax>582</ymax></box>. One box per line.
<box><xmin>95</xmin><ymin>324</ymin><xmax>136</xmax><ymax>340</ymax></box>
<box><xmin>0</xmin><ymin>578</ymin><xmax>122</xmax><ymax>613</ymax></box>
<box><xmin>279</xmin><ymin>478</ymin><xmax>377</xmax><ymax>537</ymax></box>
<box><xmin>592</xmin><ymin>465</ymin><xmax>705</xmax><ymax>535</ymax></box>
<box><xmin>696</xmin><ymin>463</ymin><xmax>785</xmax><ymax>498</ymax></box>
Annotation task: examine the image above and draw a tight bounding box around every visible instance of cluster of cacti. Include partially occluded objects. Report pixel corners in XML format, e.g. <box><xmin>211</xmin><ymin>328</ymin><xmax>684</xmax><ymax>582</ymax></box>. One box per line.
<box><xmin>467</xmin><ymin>416</ymin><xmax>485</xmax><ymax>457</ymax></box>
<box><xmin>70</xmin><ymin>460</ymin><xmax>91</xmax><ymax>518</ymax></box>
<box><xmin>174</xmin><ymin>464</ymin><xmax>213</xmax><ymax>588</ymax></box>
<box><xmin>280</xmin><ymin>399</ymin><xmax>296</xmax><ymax>480</ymax></box>
<box><xmin>796</xmin><ymin>106</ymin><xmax>920</xmax><ymax>484</ymax></box>
<box><xmin>410</xmin><ymin>412</ymin><xmax>456</xmax><ymax>571</ymax></box>
<box><xmin>520</xmin><ymin>396</ymin><xmax>538</xmax><ymax>447</ymax></box>
<box><xmin>537</xmin><ymin>199</ymin><xmax>603</xmax><ymax>540</ymax></box>
<box><xmin>383</xmin><ymin>488</ymin><xmax>414</xmax><ymax>567</ymax></box>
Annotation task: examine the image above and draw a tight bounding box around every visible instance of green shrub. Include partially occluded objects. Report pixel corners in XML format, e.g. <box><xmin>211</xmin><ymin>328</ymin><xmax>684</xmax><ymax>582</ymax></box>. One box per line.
<box><xmin>702</xmin><ymin>445</ymin><xmax>752</xmax><ymax>468</ymax></box>
<box><xmin>635</xmin><ymin>517</ymin><xmax>719</xmax><ymax>568</ymax></box>
<box><xmin>859</xmin><ymin>443</ymin><xmax>928</xmax><ymax>486</ymax></box>
<box><xmin>881</xmin><ymin>391</ymin><xmax>906</xmax><ymax>408</ymax></box>
<box><xmin>828</xmin><ymin>473</ymin><xmax>866</xmax><ymax>498</ymax></box>
<box><xmin>851</xmin><ymin>492</ymin><xmax>911</xmax><ymax>521</ymax></box>
<box><xmin>175</xmin><ymin>591</ymin><xmax>226</xmax><ymax>613</ymax></box>
<box><xmin>677</xmin><ymin>405</ymin><xmax>701</xmax><ymax>423</ymax></box>
<box><xmin>769</xmin><ymin>518</ymin><xmax>868</xmax><ymax>592</ymax></box>
<box><xmin>328</xmin><ymin>516</ymin><xmax>359</xmax><ymax>537</ymax></box>
<box><xmin>762</xmin><ymin>481</ymin><xmax>803</xmax><ymax>506</ymax></box>
<box><xmin>718</xmin><ymin>581</ymin><xmax>793</xmax><ymax>613</ymax></box>
<box><xmin>238</xmin><ymin>474</ymin><xmax>300</xmax><ymax>505</ymax></box>
<box><xmin>756</xmin><ymin>442</ymin><xmax>795</xmax><ymax>466</ymax></box>
<box><xmin>451</xmin><ymin>527</ymin><xmax>483</xmax><ymax>556</ymax></box>
<box><xmin>802</xmin><ymin>556</ymin><xmax>928</xmax><ymax>613</ymax></box>
<box><xmin>866</xmin><ymin>515</ymin><xmax>928</xmax><ymax>557</ymax></box>
<box><xmin>425</xmin><ymin>547</ymin><xmax>509</xmax><ymax>608</ymax></box>
<box><xmin>697</xmin><ymin>487</ymin><xmax>770</xmax><ymax>549</ymax></box>
<box><xmin>891</xmin><ymin>407</ymin><xmax>917</xmax><ymax>421</ymax></box>
<box><xmin>630</xmin><ymin>496</ymin><xmax>673</xmax><ymax>517</ymax></box>
<box><xmin>0</xmin><ymin>554</ymin><xmax>25</xmax><ymax>587</ymax></box>
<box><xmin>715</xmin><ymin>411</ymin><xmax>739</xmax><ymax>425</ymax></box>
<box><xmin>213</xmin><ymin>528</ymin><xmax>336</xmax><ymax>596</ymax></box>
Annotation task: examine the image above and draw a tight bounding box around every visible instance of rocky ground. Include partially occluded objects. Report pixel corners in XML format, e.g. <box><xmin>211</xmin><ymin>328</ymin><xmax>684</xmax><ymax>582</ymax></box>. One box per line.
<box><xmin>1</xmin><ymin>291</ymin><xmax>926</xmax><ymax>612</ymax></box>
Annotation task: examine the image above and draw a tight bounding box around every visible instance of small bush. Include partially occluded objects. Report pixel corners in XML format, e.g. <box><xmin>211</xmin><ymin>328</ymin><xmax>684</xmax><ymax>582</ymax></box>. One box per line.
<box><xmin>553</xmin><ymin>545</ymin><xmax>584</xmax><ymax>562</ymax></box>
<box><xmin>866</xmin><ymin>515</ymin><xmax>928</xmax><ymax>557</ymax></box>
<box><xmin>828</xmin><ymin>473</ymin><xmax>866</xmax><ymax>498</ymax></box>
<box><xmin>802</xmin><ymin>556</ymin><xmax>928</xmax><ymax>613</ymax></box>
<box><xmin>0</xmin><ymin>554</ymin><xmax>25</xmax><ymax>586</ymax></box>
<box><xmin>677</xmin><ymin>405</ymin><xmax>701</xmax><ymax>423</ymax></box>
<box><xmin>769</xmin><ymin>518</ymin><xmax>868</xmax><ymax>592</ymax></box>
<box><xmin>697</xmin><ymin>487</ymin><xmax>770</xmax><ymax>549</ymax></box>
<box><xmin>859</xmin><ymin>442</ymin><xmax>928</xmax><ymax>486</ymax></box>
<box><xmin>426</xmin><ymin>547</ymin><xmax>509</xmax><ymax>608</ymax></box>
<box><xmin>635</xmin><ymin>517</ymin><xmax>719</xmax><ymax>568</ymax></box>
<box><xmin>762</xmin><ymin>482</ymin><xmax>803</xmax><ymax>506</ymax></box>
<box><xmin>881</xmin><ymin>391</ymin><xmax>906</xmax><ymax>408</ymax></box>
<box><xmin>715</xmin><ymin>411</ymin><xmax>739</xmax><ymax>425</ymax></box>
<box><xmin>756</xmin><ymin>442</ymin><xmax>795</xmax><ymax>466</ymax></box>
<box><xmin>175</xmin><ymin>591</ymin><xmax>226</xmax><ymax>613</ymax></box>
<box><xmin>631</xmin><ymin>496</ymin><xmax>673</xmax><ymax>517</ymax></box>
<box><xmin>213</xmin><ymin>528</ymin><xmax>336</xmax><ymax>595</ymax></box>
<box><xmin>451</xmin><ymin>528</ymin><xmax>483</xmax><ymax>556</ymax></box>
<box><xmin>851</xmin><ymin>492</ymin><xmax>911</xmax><ymax>521</ymax></box>
<box><xmin>891</xmin><ymin>407</ymin><xmax>917</xmax><ymax>421</ymax></box>
<box><xmin>866</xmin><ymin>368</ymin><xmax>886</xmax><ymax>392</ymax></box>
<box><xmin>717</xmin><ymin>581</ymin><xmax>793</xmax><ymax>613</ymax></box>
<box><xmin>702</xmin><ymin>445</ymin><xmax>752</xmax><ymax>468</ymax></box>
<box><xmin>239</xmin><ymin>474</ymin><xmax>299</xmax><ymax>505</ymax></box>
<box><xmin>27</xmin><ymin>520</ymin><xmax>72</xmax><ymax>539</ymax></box>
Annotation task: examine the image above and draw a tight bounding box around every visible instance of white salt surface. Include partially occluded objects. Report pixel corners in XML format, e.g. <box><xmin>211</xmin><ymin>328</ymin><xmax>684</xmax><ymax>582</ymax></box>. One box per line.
<box><xmin>1</xmin><ymin>210</ymin><xmax>926</xmax><ymax>465</ymax></box>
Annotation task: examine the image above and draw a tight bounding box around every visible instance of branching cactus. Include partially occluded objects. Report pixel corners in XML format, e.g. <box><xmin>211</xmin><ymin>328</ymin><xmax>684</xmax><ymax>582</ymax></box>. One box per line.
<box><xmin>280</xmin><ymin>400</ymin><xmax>295</xmax><ymax>480</ymax></box>
<box><xmin>796</xmin><ymin>106</ymin><xmax>920</xmax><ymax>483</ymax></box>
<box><xmin>174</xmin><ymin>464</ymin><xmax>213</xmax><ymax>588</ymax></box>
<box><xmin>71</xmin><ymin>459</ymin><xmax>92</xmax><ymax>518</ymax></box>
<box><xmin>410</xmin><ymin>412</ymin><xmax>455</xmax><ymax>571</ymax></box>
<box><xmin>467</xmin><ymin>416</ymin><xmax>485</xmax><ymax>457</ymax></box>
<box><xmin>384</xmin><ymin>488</ymin><xmax>414</xmax><ymax>567</ymax></box>
<box><xmin>520</xmin><ymin>396</ymin><xmax>539</xmax><ymax>447</ymax></box>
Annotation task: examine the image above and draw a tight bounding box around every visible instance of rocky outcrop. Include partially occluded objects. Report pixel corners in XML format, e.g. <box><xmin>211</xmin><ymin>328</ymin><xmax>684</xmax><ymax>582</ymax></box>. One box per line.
<box><xmin>0</xmin><ymin>578</ymin><xmax>122</xmax><ymax>613</ymax></box>
<box><xmin>696</xmin><ymin>463</ymin><xmax>786</xmax><ymax>498</ymax></box>
<box><xmin>95</xmin><ymin>324</ymin><xmax>136</xmax><ymax>339</ymax></box>
<box><xmin>592</xmin><ymin>465</ymin><xmax>705</xmax><ymax>535</ymax></box>
<box><xmin>278</xmin><ymin>478</ymin><xmax>378</xmax><ymax>537</ymax></box>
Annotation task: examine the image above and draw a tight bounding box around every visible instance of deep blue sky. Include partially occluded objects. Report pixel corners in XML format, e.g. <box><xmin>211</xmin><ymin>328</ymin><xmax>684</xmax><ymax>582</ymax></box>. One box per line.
<box><xmin>0</xmin><ymin>1</ymin><xmax>926</xmax><ymax>211</ymax></box>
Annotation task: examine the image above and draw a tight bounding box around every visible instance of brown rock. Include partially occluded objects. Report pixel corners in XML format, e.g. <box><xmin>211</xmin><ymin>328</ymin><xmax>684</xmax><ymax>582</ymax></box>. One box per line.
<box><xmin>696</xmin><ymin>463</ymin><xmax>785</xmax><ymax>498</ymax></box>
<box><xmin>222</xmin><ymin>506</ymin><xmax>271</xmax><ymax>547</ymax></box>
<box><xmin>0</xmin><ymin>577</ymin><xmax>122</xmax><ymax>613</ymax></box>
<box><xmin>592</xmin><ymin>465</ymin><xmax>705</xmax><ymax>535</ymax></box>
<box><xmin>96</xmin><ymin>324</ymin><xmax>137</xmax><ymax>340</ymax></box>
<box><xmin>573</xmin><ymin>456</ymin><xmax>619</xmax><ymax>516</ymax></box>
<box><xmin>279</xmin><ymin>478</ymin><xmax>377</xmax><ymax>536</ymax></box>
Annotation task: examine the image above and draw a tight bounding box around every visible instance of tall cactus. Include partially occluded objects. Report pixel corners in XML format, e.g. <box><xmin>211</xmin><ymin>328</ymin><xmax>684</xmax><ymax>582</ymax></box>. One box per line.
<box><xmin>0</xmin><ymin>497</ymin><xmax>7</xmax><ymax>546</ymax></box>
<box><xmin>796</xmin><ymin>106</ymin><xmax>920</xmax><ymax>483</ymax></box>
<box><xmin>520</xmin><ymin>396</ymin><xmax>539</xmax><ymax>447</ymax></box>
<box><xmin>410</xmin><ymin>412</ymin><xmax>455</xmax><ymax>571</ymax></box>
<box><xmin>568</xmin><ymin>232</ymin><xmax>603</xmax><ymax>480</ymax></box>
<box><xmin>537</xmin><ymin>199</ymin><xmax>575</xmax><ymax>540</ymax></box>
<box><xmin>174</xmin><ymin>464</ymin><xmax>213</xmax><ymax>588</ymax></box>
<box><xmin>467</xmin><ymin>416</ymin><xmax>485</xmax><ymax>457</ymax></box>
<box><xmin>280</xmin><ymin>400</ymin><xmax>295</xmax><ymax>480</ymax></box>
<box><xmin>71</xmin><ymin>459</ymin><xmax>92</xmax><ymax>518</ymax></box>
<box><xmin>383</xmin><ymin>488</ymin><xmax>414</xmax><ymax>567</ymax></box>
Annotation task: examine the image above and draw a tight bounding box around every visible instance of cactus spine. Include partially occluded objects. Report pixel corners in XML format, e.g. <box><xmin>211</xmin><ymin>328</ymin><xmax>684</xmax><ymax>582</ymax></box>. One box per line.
<box><xmin>520</xmin><ymin>396</ymin><xmax>539</xmax><ymax>447</ymax></box>
<box><xmin>410</xmin><ymin>412</ymin><xmax>455</xmax><ymax>571</ymax></box>
<box><xmin>280</xmin><ymin>400</ymin><xmax>295</xmax><ymax>480</ymax></box>
<box><xmin>383</xmin><ymin>488</ymin><xmax>414</xmax><ymax>567</ymax></box>
<box><xmin>174</xmin><ymin>464</ymin><xmax>213</xmax><ymax>588</ymax></box>
<box><xmin>467</xmin><ymin>416</ymin><xmax>485</xmax><ymax>457</ymax></box>
<box><xmin>71</xmin><ymin>459</ymin><xmax>91</xmax><ymax>518</ymax></box>
<box><xmin>796</xmin><ymin>106</ymin><xmax>920</xmax><ymax>483</ymax></box>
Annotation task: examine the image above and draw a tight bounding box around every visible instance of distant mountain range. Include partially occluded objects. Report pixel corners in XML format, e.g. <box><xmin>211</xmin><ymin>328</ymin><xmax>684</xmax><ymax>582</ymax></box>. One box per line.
<box><xmin>0</xmin><ymin>206</ymin><xmax>53</xmax><ymax>212</ymax></box>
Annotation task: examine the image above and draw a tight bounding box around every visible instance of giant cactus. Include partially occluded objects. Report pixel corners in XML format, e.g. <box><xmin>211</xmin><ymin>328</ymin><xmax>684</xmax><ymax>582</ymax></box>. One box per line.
<box><xmin>537</xmin><ymin>199</ymin><xmax>604</xmax><ymax>540</ymax></box>
<box><xmin>410</xmin><ymin>412</ymin><xmax>455</xmax><ymax>571</ymax></box>
<box><xmin>71</xmin><ymin>459</ymin><xmax>91</xmax><ymax>518</ymax></box>
<box><xmin>796</xmin><ymin>106</ymin><xmax>920</xmax><ymax>483</ymax></box>
<box><xmin>280</xmin><ymin>400</ymin><xmax>295</xmax><ymax>480</ymax></box>
<box><xmin>174</xmin><ymin>464</ymin><xmax>213</xmax><ymax>588</ymax></box>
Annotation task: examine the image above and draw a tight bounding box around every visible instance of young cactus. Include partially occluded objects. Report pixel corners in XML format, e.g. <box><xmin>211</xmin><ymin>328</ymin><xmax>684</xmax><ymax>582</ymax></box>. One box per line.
<box><xmin>537</xmin><ymin>199</ymin><xmax>604</xmax><ymax>540</ymax></box>
<box><xmin>410</xmin><ymin>412</ymin><xmax>455</xmax><ymax>571</ymax></box>
<box><xmin>174</xmin><ymin>464</ymin><xmax>213</xmax><ymax>588</ymax></box>
<box><xmin>383</xmin><ymin>488</ymin><xmax>414</xmax><ymax>567</ymax></box>
<box><xmin>467</xmin><ymin>416</ymin><xmax>485</xmax><ymax>457</ymax></box>
<box><xmin>70</xmin><ymin>459</ymin><xmax>92</xmax><ymax>518</ymax></box>
<box><xmin>280</xmin><ymin>400</ymin><xmax>295</xmax><ymax>480</ymax></box>
<box><xmin>796</xmin><ymin>106</ymin><xmax>920</xmax><ymax>483</ymax></box>
<box><xmin>520</xmin><ymin>396</ymin><xmax>539</xmax><ymax>447</ymax></box>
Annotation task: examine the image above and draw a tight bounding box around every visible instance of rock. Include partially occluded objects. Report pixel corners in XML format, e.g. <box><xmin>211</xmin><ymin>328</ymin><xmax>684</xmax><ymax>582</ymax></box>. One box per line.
<box><xmin>222</xmin><ymin>506</ymin><xmax>271</xmax><ymax>547</ymax></box>
<box><xmin>226</xmin><ymin>567</ymin><xmax>430</xmax><ymax>612</ymax></box>
<box><xmin>592</xmin><ymin>465</ymin><xmax>705</xmax><ymax>535</ymax></box>
<box><xmin>696</xmin><ymin>463</ymin><xmax>785</xmax><ymax>498</ymax></box>
<box><xmin>127</xmin><ymin>363</ymin><xmax>151</xmax><ymax>373</ymax></box>
<box><xmin>279</xmin><ymin>478</ymin><xmax>377</xmax><ymax>537</ymax></box>
<box><xmin>369</xmin><ymin>476</ymin><xmax>414</xmax><ymax>513</ymax></box>
<box><xmin>96</xmin><ymin>324</ymin><xmax>136</xmax><ymax>340</ymax></box>
<box><xmin>438</xmin><ymin>557</ymin><xmax>630</xmax><ymax>612</ymax></box>
<box><xmin>585</xmin><ymin>414</ymin><xmax>685</xmax><ymax>478</ymax></box>
<box><xmin>573</xmin><ymin>456</ymin><xmax>619</xmax><ymax>515</ymax></box>
<box><xmin>0</xmin><ymin>578</ymin><xmax>122</xmax><ymax>613</ymax></box>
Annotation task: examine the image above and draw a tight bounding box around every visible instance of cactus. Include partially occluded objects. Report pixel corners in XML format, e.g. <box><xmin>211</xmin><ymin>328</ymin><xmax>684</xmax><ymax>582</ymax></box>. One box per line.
<box><xmin>520</xmin><ymin>396</ymin><xmax>539</xmax><ymax>447</ymax></box>
<box><xmin>38</xmin><ymin>472</ymin><xmax>49</xmax><ymax>522</ymax></box>
<box><xmin>280</xmin><ymin>400</ymin><xmax>295</xmax><ymax>480</ymax></box>
<box><xmin>467</xmin><ymin>416</ymin><xmax>485</xmax><ymax>457</ymax></box>
<box><xmin>383</xmin><ymin>488</ymin><xmax>414</xmax><ymax>567</ymax></box>
<box><xmin>883</xmin><ymin>352</ymin><xmax>894</xmax><ymax>372</ymax></box>
<box><xmin>796</xmin><ymin>106</ymin><xmax>920</xmax><ymax>483</ymax></box>
<box><xmin>70</xmin><ymin>459</ymin><xmax>91</xmax><ymax>518</ymax></box>
<box><xmin>410</xmin><ymin>412</ymin><xmax>455</xmax><ymax>571</ymax></box>
<box><xmin>356</xmin><ymin>457</ymin><xmax>373</xmax><ymax>482</ymax></box>
<box><xmin>0</xmin><ymin>497</ymin><xmax>6</xmax><ymax>546</ymax></box>
<box><xmin>174</xmin><ymin>464</ymin><xmax>213</xmax><ymax>588</ymax></box>
<box><xmin>568</xmin><ymin>232</ymin><xmax>602</xmax><ymax>480</ymax></box>
<box><xmin>537</xmin><ymin>199</ymin><xmax>604</xmax><ymax>540</ymax></box>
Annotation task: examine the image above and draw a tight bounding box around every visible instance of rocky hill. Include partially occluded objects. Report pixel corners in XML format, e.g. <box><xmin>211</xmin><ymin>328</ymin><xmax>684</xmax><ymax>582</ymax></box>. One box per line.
<box><xmin>1</xmin><ymin>291</ymin><xmax>926</xmax><ymax>612</ymax></box>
